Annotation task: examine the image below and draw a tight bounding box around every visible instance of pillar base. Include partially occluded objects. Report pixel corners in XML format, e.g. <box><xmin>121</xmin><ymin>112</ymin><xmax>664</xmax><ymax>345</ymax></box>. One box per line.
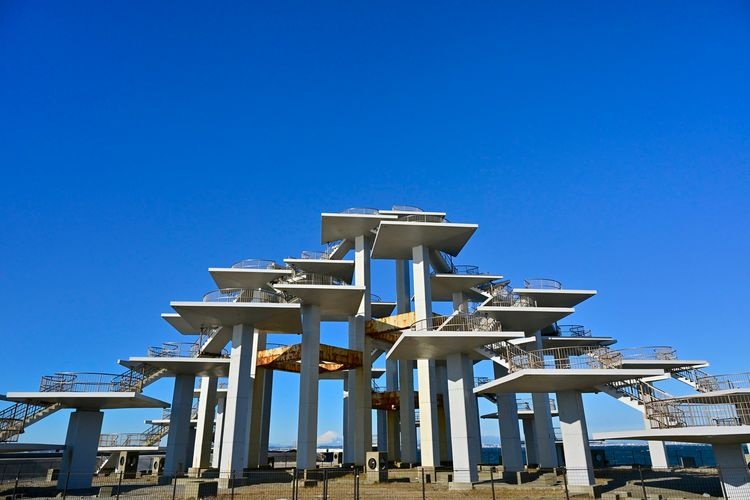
<box><xmin>417</xmin><ymin>466</ymin><xmax>436</xmax><ymax>483</ymax></box>
<box><xmin>187</xmin><ymin>467</ymin><xmax>219</xmax><ymax>478</ymax></box>
<box><xmin>503</xmin><ymin>470</ymin><xmax>533</xmax><ymax>484</ymax></box>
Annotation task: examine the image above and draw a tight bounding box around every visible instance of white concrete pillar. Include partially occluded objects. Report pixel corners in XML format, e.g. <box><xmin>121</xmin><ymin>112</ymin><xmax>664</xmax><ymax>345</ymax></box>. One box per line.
<box><xmin>435</xmin><ymin>362</ymin><xmax>452</xmax><ymax>464</ymax></box>
<box><xmin>641</xmin><ymin>386</ymin><xmax>669</xmax><ymax>469</ymax></box>
<box><xmin>522</xmin><ymin>418</ymin><xmax>538</xmax><ymax>466</ymax></box>
<box><xmin>531</xmin><ymin>331</ymin><xmax>558</xmax><ymax>468</ymax></box>
<box><xmin>347</xmin><ymin>234</ymin><xmax>373</xmax><ymax>466</ymax></box>
<box><xmin>557</xmin><ymin>390</ymin><xmax>595</xmax><ymax>488</ymax></box>
<box><xmin>211</xmin><ymin>393</ymin><xmax>226</xmax><ymax>469</ymax></box>
<box><xmin>248</xmin><ymin>333</ymin><xmax>267</xmax><ymax>468</ymax></box>
<box><xmin>396</xmin><ymin>259</ymin><xmax>417</xmax><ymax>463</ymax></box>
<box><xmin>259</xmin><ymin>369</ymin><xmax>273</xmax><ymax>466</ymax></box>
<box><xmin>713</xmin><ymin>443</ymin><xmax>750</xmax><ymax>499</ymax></box>
<box><xmin>493</xmin><ymin>364</ymin><xmax>524</xmax><ymax>473</ymax></box>
<box><xmin>385</xmin><ymin>358</ymin><xmax>400</xmax><ymax>460</ymax></box>
<box><xmin>192</xmin><ymin>376</ymin><xmax>218</xmax><ymax>470</ymax></box>
<box><xmin>413</xmin><ymin>245</ymin><xmax>441</xmax><ymax>468</ymax></box>
<box><xmin>57</xmin><ymin>409</ymin><xmax>104</xmax><ymax>490</ymax></box>
<box><xmin>165</xmin><ymin>373</ymin><xmax>197</xmax><ymax>477</ymax></box>
<box><xmin>342</xmin><ymin>377</ymin><xmax>350</xmax><ymax>463</ymax></box>
<box><xmin>219</xmin><ymin>323</ymin><xmax>256</xmax><ymax>479</ymax></box>
<box><xmin>446</xmin><ymin>352</ymin><xmax>480</xmax><ymax>484</ymax></box>
<box><xmin>297</xmin><ymin>304</ymin><xmax>321</xmax><ymax>470</ymax></box>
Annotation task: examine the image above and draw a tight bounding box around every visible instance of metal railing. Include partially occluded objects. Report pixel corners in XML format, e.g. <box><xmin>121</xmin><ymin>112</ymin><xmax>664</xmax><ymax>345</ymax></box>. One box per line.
<box><xmin>558</xmin><ymin>324</ymin><xmax>592</xmax><ymax>337</ymax></box>
<box><xmin>300</xmin><ymin>250</ymin><xmax>332</xmax><ymax>260</ymax></box>
<box><xmin>230</xmin><ymin>259</ymin><xmax>278</xmax><ymax>269</ymax></box>
<box><xmin>645</xmin><ymin>393</ymin><xmax>750</xmax><ymax>429</ymax></box>
<box><xmin>40</xmin><ymin>372</ymin><xmax>131</xmax><ymax>393</ymax></box>
<box><xmin>614</xmin><ymin>346</ymin><xmax>677</xmax><ymax>361</ymax></box>
<box><xmin>489</xmin><ymin>293</ymin><xmax>537</xmax><ymax>307</ymax></box>
<box><xmin>451</xmin><ymin>264</ymin><xmax>481</xmax><ymax>275</ymax></box>
<box><xmin>391</xmin><ymin>204</ymin><xmax>423</xmax><ymax>212</ymax></box>
<box><xmin>474</xmin><ymin>376</ymin><xmax>491</xmax><ymax>387</ymax></box>
<box><xmin>524</xmin><ymin>278</ymin><xmax>563</xmax><ymax>289</ymax></box>
<box><xmin>161</xmin><ymin>403</ymin><xmax>199</xmax><ymax>420</ymax></box>
<box><xmin>516</xmin><ymin>397</ymin><xmax>557</xmax><ymax>413</ymax></box>
<box><xmin>410</xmin><ymin>313</ymin><xmax>502</xmax><ymax>332</ymax></box>
<box><xmin>340</xmin><ymin>207</ymin><xmax>379</xmax><ymax>215</ymax></box>
<box><xmin>400</xmin><ymin>214</ymin><xmax>445</xmax><ymax>223</ymax></box>
<box><xmin>0</xmin><ymin>418</ymin><xmax>23</xmax><ymax>442</ymax></box>
<box><xmin>696</xmin><ymin>372</ymin><xmax>750</xmax><ymax>392</ymax></box>
<box><xmin>493</xmin><ymin>344</ymin><xmax>624</xmax><ymax>372</ymax></box>
<box><xmin>202</xmin><ymin>287</ymin><xmax>287</xmax><ymax>303</ymax></box>
<box><xmin>98</xmin><ymin>433</ymin><xmax>151</xmax><ymax>448</ymax></box>
<box><xmin>281</xmin><ymin>272</ymin><xmax>344</xmax><ymax>286</ymax></box>
<box><xmin>147</xmin><ymin>341</ymin><xmax>229</xmax><ymax>358</ymax></box>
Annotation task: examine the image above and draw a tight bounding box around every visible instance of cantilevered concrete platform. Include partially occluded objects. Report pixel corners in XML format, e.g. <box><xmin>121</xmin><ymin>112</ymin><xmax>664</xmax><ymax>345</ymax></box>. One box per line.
<box><xmin>619</xmin><ymin>359</ymin><xmax>709</xmax><ymax>370</ymax></box>
<box><xmin>171</xmin><ymin>302</ymin><xmax>302</xmax><ymax>332</ymax></box>
<box><xmin>593</xmin><ymin>426</ymin><xmax>750</xmax><ymax>445</ymax></box>
<box><xmin>119</xmin><ymin>357</ymin><xmax>231</xmax><ymax>377</ymax></box>
<box><xmin>371</xmin><ymin>301</ymin><xmax>397</xmax><ymax>319</ymax></box>
<box><xmin>387</xmin><ymin>331</ymin><xmax>524</xmax><ymax>360</ymax></box>
<box><xmin>371</xmin><ymin>221</ymin><xmax>478</xmax><ymax>259</ymax></box>
<box><xmin>321</xmin><ymin>212</ymin><xmax>398</xmax><ymax>244</ymax></box>
<box><xmin>430</xmin><ymin>273</ymin><xmax>502</xmax><ymax>302</ymax></box>
<box><xmin>162</xmin><ymin>313</ymin><xmax>200</xmax><ymax>334</ymax></box>
<box><xmin>512</xmin><ymin>336</ymin><xmax>617</xmax><ymax>349</ymax></box>
<box><xmin>209</xmin><ymin>267</ymin><xmax>292</xmax><ymax>290</ymax></box>
<box><xmin>514</xmin><ymin>289</ymin><xmax>597</xmax><ymax>308</ymax></box>
<box><xmin>283</xmin><ymin>259</ymin><xmax>354</xmax><ymax>283</ymax></box>
<box><xmin>0</xmin><ymin>442</ymin><xmax>65</xmax><ymax>452</ymax></box>
<box><xmin>272</xmin><ymin>284</ymin><xmax>365</xmax><ymax>321</ymax></box>
<box><xmin>473</xmin><ymin>369</ymin><xmax>665</xmax><ymax>394</ymax></box>
<box><xmin>476</xmin><ymin>305</ymin><xmax>575</xmax><ymax>334</ymax></box>
<box><xmin>2</xmin><ymin>392</ymin><xmax>169</xmax><ymax>410</ymax></box>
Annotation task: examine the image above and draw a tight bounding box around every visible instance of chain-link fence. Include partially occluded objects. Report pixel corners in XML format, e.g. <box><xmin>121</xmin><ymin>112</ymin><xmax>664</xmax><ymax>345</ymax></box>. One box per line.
<box><xmin>1</xmin><ymin>465</ymin><xmax>748</xmax><ymax>499</ymax></box>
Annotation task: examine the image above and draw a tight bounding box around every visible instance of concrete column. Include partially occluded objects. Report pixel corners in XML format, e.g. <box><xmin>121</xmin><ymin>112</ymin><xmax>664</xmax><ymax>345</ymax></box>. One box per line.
<box><xmin>713</xmin><ymin>443</ymin><xmax>750</xmax><ymax>499</ymax></box>
<box><xmin>522</xmin><ymin>418</ymin><xmax>538</xmax><ymax>466</ymax></box>
<box><xmin>343</xmin><ymin>377</ymin><xmax>350</xmax><ymax>463</ymax></box>
<box><xmin>165</xmin><ymin>373</ymin><xmax>197</xmax><ymax>477</ymax></box>
<box><xmin>211</xmin><ymin>393</ymin><xmax>226</xmax><ymax>469</ymax></box>
<box><xmin>396</xmin><ymin>259</ymin><xmax>417</xmax><ymax>463</ymax></box>
<box><xmin>413</xmin><ymin>244</ymin><xmax>440</xmax><ymax>469</ymax></box>
<box><xmin>248</xmin><ymin>333</ymin><xmax>267</xmax><ymax>468</ymax></box>
<box><xmin>493</xmin><ymin>364</ymin><xmax>524</xmax><ymax>473</ymax></box>
<box><xmin>57</xmin><ymin>409</ymin><xmax>104</xmax><ymax>490</ymax></box>
<box><xmin>259</xmin><ymin>369</ymin><xmax>273</xmax><ymax>466</ymax></box>
<box><xmin>446</xmin><ymin>352</ymin><xmax>480</xmax><ymax>485</ymax></box>
<box><xmin>641</xmin><ymin>386</ymin><xmax>668</xmax><ymax>469</ymax></box>
<box><xmin>556</xmin><ymin>390</ymin><xmax>595</xmax><ymax>489</ymax></box>
<box><xmin>377</xmin><ymin>410</ymin><xmax>387</xmax><ymax>452</ymax></box>
<box><xmin>297</xmin><ymin>304</ymin><xmax>321</xmax><ymax>470</ymax></box>
<box><xmin>191</xmin><ymin>376</ymin><xmax>218</xmax><ymax>471</ymax></box>
<box><xmin>435</xmin><ymin>362</ymin><xmax>452</xmax><ymax>464</ymax></box>
<box><xmin>385</xmin><ymin>358</ymin><xmax>400</xmax><ymax>461</ymax></box>
<box><xmin>219</xmin><ymin>323</ymin><xmax>256</xmax><ymax>479</ymax></box>
<box><xmin>531</xmin><ymin>331</ymin><xmax>558</xmax><ymax>468</ymax></box>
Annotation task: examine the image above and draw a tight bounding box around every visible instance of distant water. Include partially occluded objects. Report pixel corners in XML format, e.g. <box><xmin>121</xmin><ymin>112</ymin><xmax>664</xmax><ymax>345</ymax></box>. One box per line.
<box><xmin>480</xmin><ymin>444</ymin><xmax>724</xmax><ymax>468</ymax></box>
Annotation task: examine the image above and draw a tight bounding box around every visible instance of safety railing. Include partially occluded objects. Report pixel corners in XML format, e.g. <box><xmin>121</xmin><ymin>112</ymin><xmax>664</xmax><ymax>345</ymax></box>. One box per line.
<box><xmin>0</xmin><ymin>418</ymin><xmax>23</xmax><ymax>442</ymax></box>
<box><xmin>524</xmin><ymin>278</ymin><xmax>563</xmax><ymax>289</ymax></box>
<box><xmin>340</xmin><ymin>207</ymin><xmax>379</xmax><ymax>215</ymax></box>
<box><xmin>282</xmin><ymin>271</ymin><xmax>345</xmax><ymax>286</ymax></box>
<box><xmin>300</xmin><ymin>249</ymin><xmax>332</xmax><ymax>260</ymax></box>
<box><xmin>614</xmin><ymin>346</ymin><xmax>677</xmax><ymax>361</ymax></box>
<box><xmin>696</xmin><ymin>372</ymin><xmax>750</xmax><ymax>392</ymax></box>
<box><xmin>488</xmin><ymin>293</ymin><xmax>537</xmax><ymax>307</ymax></box>
<box><xmin>410</xmin><ymin>313</ymin><xmax>502</xmax><ymax>332</ymax></box>
<box><xmin>147</xmin><ymin>341</ymin><xmax>229</xmax><ymax>358</ymax></box>
<box><xmin>645</xmin><ymin>393</ymin><xmax>750</xmax><ymax>429</ymax></box>
<box><xmin>39</xmin><ymin>372</ymin><xmax>129</xmax><ymax>393</ymax></box>
<box><xmin>451</xmin><ymin>264</ymin><xmax>481</xmax><ymax>275</ymax></box>
<box><xmin>98</xmin><ymin>433</ymin><xmax>151</xmax><ymax>448</ymax></box>
<box><xmin>391</xmin><ymin>204</ymin><xmax>423</xmax><ymax>212</ymax></box>
<box><xmin>400</xmin><ymin>214</ymin><xmax>445</xmax><ymax>223</ymax></box>
<box><xmin>474</xmin><ymin>376</ymin><xmax>491</xmax><ymax>387</ymax></box>
<box><xmin>202</xmin><ymin>287</ymin><xmax>288</xmax><ymax>303</ymax></box>
<box><xmin>493</xmin><ymin>344</ymin><xmax>624</xmax><ymax>372</ymax></box>
<box><xmin>161</xmin><ymin>403</ymin><xmax>199</xmax><ymax>420</ymax></box>
<box><xmin>558</xmin><ymin>324</ymin><xmax>592</xmax><ymax>337</ymax></box>
<box><xmin>230</xmin><ymin>259</ymin><xmax>278</xmax><ymax>269</ymax></box>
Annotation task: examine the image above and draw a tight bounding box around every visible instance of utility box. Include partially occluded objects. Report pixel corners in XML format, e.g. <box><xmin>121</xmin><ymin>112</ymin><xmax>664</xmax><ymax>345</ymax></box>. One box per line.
<box><xmin>365</xmin><ymin>451</ymin><xmax>387</xmax><ymax>483</ymax></box>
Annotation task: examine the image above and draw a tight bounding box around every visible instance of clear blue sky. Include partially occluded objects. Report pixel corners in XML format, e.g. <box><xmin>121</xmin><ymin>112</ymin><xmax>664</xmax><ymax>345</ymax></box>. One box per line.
<box><xmin>1</xmin><ymin>1</ymin><xmax>749</xmax><ymax>447</ymax></box>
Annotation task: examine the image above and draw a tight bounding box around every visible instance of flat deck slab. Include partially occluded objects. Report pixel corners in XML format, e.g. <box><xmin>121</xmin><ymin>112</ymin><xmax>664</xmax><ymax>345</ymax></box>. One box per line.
<box><xmin>371</xmin><ymin>221</ymin><xmax>478</xmax><ymax>259</ymax></box>
<box><xmin>0</xmin><ymin>443</ymin><xmax>65</xmax><ymax>453</ymax></box>
<box><xmin>120</xmin><ymin>357</ymin><xmax>231</xmax><ymax>377</ymax></box>
<box><xmin>282</xmin><ymin>259</ymin><xmax>354</xmax><ymax>283</ymax></box>
<box><xmin>430</xmin><ymin>274</ymin><xmax>502</xmax><ymax>302</ymax></box>
<box><xmin>321</xmin><ymin>212</ymin><xmax>398</xmax><ymax>243</ymax></box>
<box><xmin>387</xmin><ymin>331</ymin><xmax>524</xmax><ymax>360</ymax></box>
<box><xmin>171</xmin><ymin>301</ymin><xmax>301</xmax><ymax>332</ymax></box>
<box><xmin>2</xmin><ymin>392</ymin><xmax>169</xmax><ymax>410</ymax></box>
<box><xmin>512</xmin><ymin>336</ymin><xmax>617</xmax><ymax>348</ymax></box>
<box><xmin>594</xmin><ymin>426</ymin><xmax>750</xmax><ymax>445</ymax></box>
<box><xmin>619</xmin><ymin>359</ymin><xmax>708</xmax><ymax>370</ymax></box>
<box><xmin>514</xmin><ymin>289</ymin><xmax>597</xmax><ymax>308</ymax></box>
<box><xmin>208</xmin><ymin>268</ymin><xmax>292</xmax><ymax>290</ymax></box>
<box><xmin>162</xmin><ymin>313</ymin><xmax>200</xmax><ymax>334</ymax></box>
<box><xmin>371</xmin><ymin>301</ymin><xmax>397</xmax><ymax>318</ymax></box>
<box><xmin>473</xmin><ymin>368</ymin><xmax>665</xmax><ymax>394</ymax></box>
<box><xmin>272</xmin><ymin>284</ymin><xmax>365</xmax><ymax>321</ymax></box>
<box><xmin>476</xmin><ymin>306</ymin><xmax>575</xmax><ymax>334</ymax></box>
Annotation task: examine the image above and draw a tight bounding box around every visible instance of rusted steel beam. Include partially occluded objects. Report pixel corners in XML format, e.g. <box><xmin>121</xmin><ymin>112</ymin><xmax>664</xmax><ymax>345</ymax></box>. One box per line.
<box><xmin>365</xmin><ymin>312</ymin><xmax>415</xmax><ymax>335</ymax></box>
<box><xmin>257</xmin><ymin>344</ymin><xmax>302</xmax><ymax>366</ymax></box>
<box><xmin>265</xmin><ymin>360</ymin><xmax>301</xmax><ymax>373</ymax></box>
<box><xmin>319</xmin><ymin>344</ymin><xmax>362</xmax><ymax>367</ymax></box>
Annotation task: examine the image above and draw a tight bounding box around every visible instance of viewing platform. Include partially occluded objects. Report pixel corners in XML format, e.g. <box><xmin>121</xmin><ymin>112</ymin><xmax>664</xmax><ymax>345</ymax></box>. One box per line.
<box><xmin>371</xmin><ymin>217</ymin><xmax>478</xmax><ymax>259</ymax></box>
<box><xmin>209</xmin><ymin>258</ymin><xmax>292</xmax><ymax>290</ymax></box>
<box><xmin>273</xmin><ymin>271</ymin><xmax>366</xmax><ymax>321</ymax></box>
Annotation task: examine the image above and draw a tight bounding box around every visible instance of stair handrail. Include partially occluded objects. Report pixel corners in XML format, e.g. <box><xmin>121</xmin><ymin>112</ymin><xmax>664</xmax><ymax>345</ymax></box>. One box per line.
<box><xmin>410</xmin><ymin>313</ymin><xmax>502</xmax><ymax>332</ymax></box>
<box><xmin>341</xmin><ymin>207</ymin><xmax>379</xmax><ymax>215</ymax></box>
<box><xmin>696</xmin><ymin>372</ymin><xmax>750</xmax><ymax>392</ymax></box>
<box><xmin>558</xmin><ymin>324</ymin><xmax>592</xmax><ymax>337</ymax></box>
<box><xmin>611</xmin><ymin>346</ymin><xmax>677</xmax><ymax>361</ymax></box>
<box><xmin>230</xmin><ymin>259</ymin><xmax>279</xmax><ymax>269</ymax></box>
<box><xmin>280</xmin><ymin>271</ymin><xmax>345</xmax><ymax>286</ymax></box>
<box><xmin>644</xmin><ymin>393</ymin><xmax>750</xmax><ymax>429</ymax></box>
<box><xmin>148</xmin><ymin>340</ymin><xmax>230</xmax><ymax>358</ymax></box>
